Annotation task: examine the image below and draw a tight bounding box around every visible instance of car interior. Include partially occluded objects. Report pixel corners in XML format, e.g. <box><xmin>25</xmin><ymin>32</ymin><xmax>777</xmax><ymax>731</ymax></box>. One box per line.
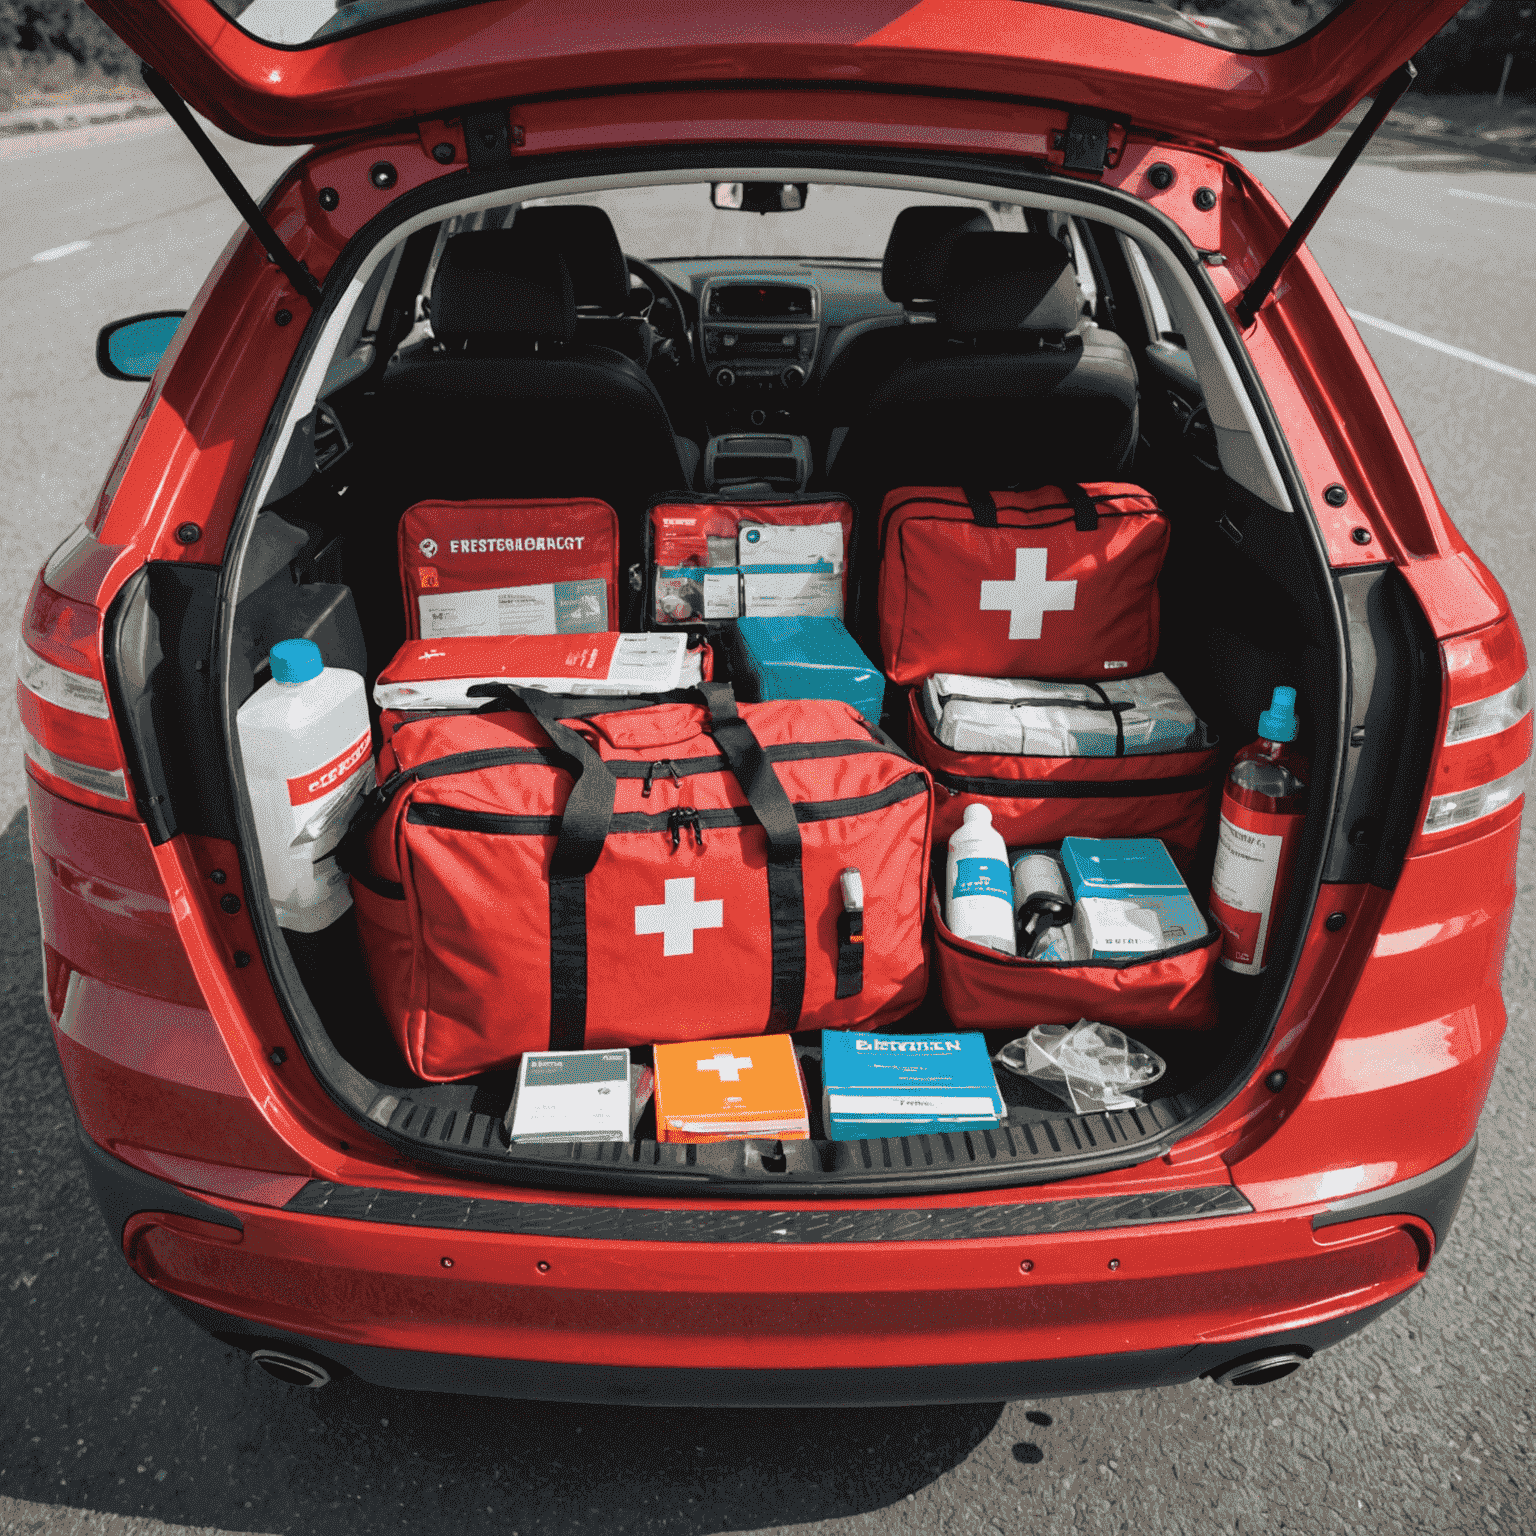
<box><xmin>221</xmin><ymin>172</ymin><xmax>1367</xmax><ymax>1189</ymax></box>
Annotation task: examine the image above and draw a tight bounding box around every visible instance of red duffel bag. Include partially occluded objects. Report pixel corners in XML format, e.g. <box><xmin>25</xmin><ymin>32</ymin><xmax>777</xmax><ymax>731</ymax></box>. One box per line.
<box><xmin>346</xmin><ymin>679</ymin><xmax>932</xmax><ymax>1081</ymax></box>
<box><xmin>877</xmin><ymin>484</ymin><xmax>1169</xmax><ymax>685</ymax></box>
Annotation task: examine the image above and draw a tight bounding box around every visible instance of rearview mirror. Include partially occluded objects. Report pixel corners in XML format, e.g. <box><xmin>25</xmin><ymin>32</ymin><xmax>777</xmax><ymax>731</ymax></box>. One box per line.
<box><xmin>96</xmin><ymin>311</ymin><xmax>185</xmax><ymax>382</ymax></box>
<box><xmin>710</xmin><ymin>182</ymin><xmax>809</xmax><ymax>214</ymax></box>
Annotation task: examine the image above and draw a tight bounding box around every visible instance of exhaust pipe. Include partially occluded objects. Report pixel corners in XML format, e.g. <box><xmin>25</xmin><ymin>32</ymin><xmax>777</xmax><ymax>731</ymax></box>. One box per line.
<box><xmin>1209</xmin><ymin>1350</ymin><xmax>1309</xmax><ymax>1387</ymax></box>
<box><xmin>250</xmin><ymin>1349</ymin><xmax>332</xmax><ymax>1388</ymax></box>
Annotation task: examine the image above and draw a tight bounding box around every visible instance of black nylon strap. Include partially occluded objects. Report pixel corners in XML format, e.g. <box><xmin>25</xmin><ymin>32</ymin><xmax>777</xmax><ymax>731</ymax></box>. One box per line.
<box><xmin>508</xmin><ymin>686</ymin><xmax>622</xmax><ymax>1053</ymax></box>
<box><xmin>964</xmin><ymin>487</ymin><xmax>999</xmax><ymax>527</ymax></box>
<box><xmin>548</xmin><ymin>876</ymin><xmax>587</xmax><ymax>1051</ymax></box>
<box><xmin>1085</xmin><ymin>682</ymin><xmax>1126</xmax><ymax>758</ymax></box>
<box><xmin>697</xmin><ymin>680</ymin><xmax>806</xmax><ymax>1032</ymax></box>
<box><xmin>508</xmin><ymin>687</ymin><xmax>617</xmax><ymax>881</ymax></box>
<box><xmin>1062</xmin><ymin>483</ymin><xmax>1099</xmax><ymax>532</ymax></box>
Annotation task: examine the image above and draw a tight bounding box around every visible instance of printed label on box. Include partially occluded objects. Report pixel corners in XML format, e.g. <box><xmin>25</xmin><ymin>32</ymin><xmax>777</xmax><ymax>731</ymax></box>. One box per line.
<box><xmin>418</xmin><ymin>578</ymin><xmax>608</xmax><ymax>639</ymax></box>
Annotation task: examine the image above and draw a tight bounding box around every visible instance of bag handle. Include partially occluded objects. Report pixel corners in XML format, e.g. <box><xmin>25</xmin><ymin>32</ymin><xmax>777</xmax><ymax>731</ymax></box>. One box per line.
<box><xmin>1063</xmin><ymin>483</ymin><xmax>1099</xmax><ymax>532</ymax></box>
<box><xmin>696</xmin><ymin>680</ymin><xmax>806</xmax><ymax>1032</ymax></box>
<box><xmin>507</xmin><ymin>686</ymin><xmax>619</xmax><ymax>880</ymax></box>
<box><xmin>963</xmin><ymin>487</ymin><xmax>998</xmax><ymax>528</ymax></box>
<box><xmin>963</xmin><ymin>485</ymin><xmax>1099</xmax><ymax>533</ymax></box>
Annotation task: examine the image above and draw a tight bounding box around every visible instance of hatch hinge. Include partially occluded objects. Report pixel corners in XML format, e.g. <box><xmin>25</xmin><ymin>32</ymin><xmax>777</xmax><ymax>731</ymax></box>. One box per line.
<box><xmin>1237</xmin><ymin>60</ymin><xmax>1417</xmax><ymax>328</ymax></box>
<box><xmin>139</xmin><ymin>64</ymin><xmax>324</xmax><ymax>311</ymax></box>
<box><xmin>463</xmin><ymin>107</ymin><xmax>525</xmax><ymax>172</ymax></box>
<box><xmin>1057</xmin><ymin>111</ymin><xmax>1113</xmax><ymax>174</ymax></box>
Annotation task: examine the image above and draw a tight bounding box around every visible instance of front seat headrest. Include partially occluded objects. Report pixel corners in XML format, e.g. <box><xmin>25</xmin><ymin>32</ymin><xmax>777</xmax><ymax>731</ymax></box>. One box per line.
<box><xmin>937</xmin><ymin>232</ymin><xmax>1083</xmax><ymax>337</ymax></box>
<box><xmin>431</xmin><ymin>231</ymin><xmax>576</xmax><ymax>345</ymax></box>
<box><xmin>882</xmin><ymin>206</ymin><xmax>994</xmax><ymax>305</ymax></box>
<box><xmin>507</xmin><ymin>205</ymin><xmax>631</xmax><ymax>314</ymax></box>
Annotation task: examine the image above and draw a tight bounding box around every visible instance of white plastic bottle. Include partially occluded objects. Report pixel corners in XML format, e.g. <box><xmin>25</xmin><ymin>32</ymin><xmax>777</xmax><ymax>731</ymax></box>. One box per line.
<box><xmin>945</xmin><ymin>803</ymin><xmax>1017</xmax><ymax>955</ymax></box>
<box><xmin>236</xmin><ymin>638</ymin><xmax>373</xmax><ymax>933</ymax></box>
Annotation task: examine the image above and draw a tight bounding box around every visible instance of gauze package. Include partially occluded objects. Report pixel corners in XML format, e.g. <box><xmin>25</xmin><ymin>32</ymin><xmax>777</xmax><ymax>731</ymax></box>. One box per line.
<box><xmin>919</xmin><ymin>672</ymin><xmax>1206</xmax><ymax>757</ymax></box>
<box><xmin>995</xmin><ymin>1021</ymin><xmax>1166</xmax><ymax>1114</ymax></box>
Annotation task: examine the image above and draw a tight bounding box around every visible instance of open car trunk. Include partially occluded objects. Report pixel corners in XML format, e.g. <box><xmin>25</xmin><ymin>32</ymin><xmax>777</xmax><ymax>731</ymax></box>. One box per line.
<box><xmin>164</xmin><ymin>150</ymin><xmax>1414</xmax><ymax>1198</ymax></box>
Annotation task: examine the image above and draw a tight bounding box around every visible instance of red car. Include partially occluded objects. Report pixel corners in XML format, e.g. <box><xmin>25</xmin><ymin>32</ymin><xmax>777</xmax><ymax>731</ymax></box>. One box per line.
<box><xmin>30</xmin><ymin>0</ymin><xmax>1528</xmax><ymax>1401</ymax></box>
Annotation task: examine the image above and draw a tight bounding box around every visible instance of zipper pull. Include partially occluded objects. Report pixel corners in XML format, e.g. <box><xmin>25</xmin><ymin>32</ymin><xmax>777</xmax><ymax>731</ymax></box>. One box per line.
<box><xmin>643</xmin><ymin>761</ymin><xmax>659</xmax><ymax>798</ymax></box>
<box><xmin>667</xmin><ymin>806</ymin><xmax>703</xmax><ymax>850</ymax></box>
<box><xmin>668</xmin><ymin>762</ymin><xmax>682</xmax><ymax>791</ymax></box>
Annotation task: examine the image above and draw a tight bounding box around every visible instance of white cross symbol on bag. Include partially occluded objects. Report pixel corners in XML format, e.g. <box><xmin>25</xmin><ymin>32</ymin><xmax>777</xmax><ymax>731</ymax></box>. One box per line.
<box><xmin>979</xmin><ymin>548</ymin><xmax>1078</xmax><ymax>640</ymax></box>
<box><xmin>697</xmin><ymin>1051</ymin><xmax>753</xmax><ymax>1082</ymax></box>
<box><xmin>634</xmin><ymin>877</ymin><xmax>724</xmax><ymax>956</ymax></box>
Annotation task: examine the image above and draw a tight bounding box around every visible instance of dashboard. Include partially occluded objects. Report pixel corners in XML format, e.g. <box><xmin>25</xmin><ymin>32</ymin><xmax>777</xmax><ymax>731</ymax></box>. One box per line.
<box><xmin>654</xmin><ymin>257</ymin><xmax>903</xmax><ymax>433</ymax></box>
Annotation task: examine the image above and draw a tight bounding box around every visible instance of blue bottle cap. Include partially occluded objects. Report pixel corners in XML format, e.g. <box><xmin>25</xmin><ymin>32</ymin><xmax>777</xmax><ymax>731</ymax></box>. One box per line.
<box><xmin>270</xmin><ymin>638</ymin><xmax>323</xmax><ymax>685</ymax></box>
<box><xmin>1258</xmin><ymin>685</ymin><xmax>1298</xmax><ymax>744</ymax></box>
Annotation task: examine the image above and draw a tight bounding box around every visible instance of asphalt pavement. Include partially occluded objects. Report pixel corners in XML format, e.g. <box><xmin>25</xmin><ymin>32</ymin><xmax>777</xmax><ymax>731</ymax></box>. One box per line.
<box><xmin>1</xmin><ymin>112</ymin><xmax>1533</xmax><ymax>1536</ymax></box>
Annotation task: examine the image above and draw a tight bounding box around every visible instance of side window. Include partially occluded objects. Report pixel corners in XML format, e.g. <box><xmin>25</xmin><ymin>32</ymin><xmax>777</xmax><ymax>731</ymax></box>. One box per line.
<box><xmin>1119</xmin><ymin>233</ymin><xmax>1176</xmax><ymax>342</ymax></box>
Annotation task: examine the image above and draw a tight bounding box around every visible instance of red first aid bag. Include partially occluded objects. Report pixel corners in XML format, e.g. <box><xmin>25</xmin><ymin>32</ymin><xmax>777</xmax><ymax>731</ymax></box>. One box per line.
<box><xmin>907</xmin><ymin>693</ymin><xmax>1219</xmax><ymax>871</ymax></box>
<box><xmin>398</xmin><ymin>498</ymin><xmax>619</xmax><ymax>640</ymax></box>
<box><xmin>877</xmin><ymin>484</ymin><xmax>1169</xmax><ymax>685</ymax></box>
<box><xmin>930</xmin><ymin>890</ymin><xmax>1219</xmax><ymax>1033</ymax></box>
<box><xmin>346</xmin><ymin>676</ymin><xmax>932</xmax><ymax>1081</ymax></box>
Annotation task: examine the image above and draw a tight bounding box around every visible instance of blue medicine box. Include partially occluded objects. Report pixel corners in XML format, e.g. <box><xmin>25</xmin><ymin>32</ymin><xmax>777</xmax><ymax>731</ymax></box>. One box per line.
<box><xmin>1059</xmin><ymin>837</ymin><xmax>1208</xmax><ymax>949</ymax></box>
<box><xmin>821</xmin><ymin>1031</ymin><xmax>1005</xmax><ymax>1141</ymax></box>
<box><xmin>730</xmin><ymin>617</ymin><xmax>885</xmax><ymax>723</ymax></box>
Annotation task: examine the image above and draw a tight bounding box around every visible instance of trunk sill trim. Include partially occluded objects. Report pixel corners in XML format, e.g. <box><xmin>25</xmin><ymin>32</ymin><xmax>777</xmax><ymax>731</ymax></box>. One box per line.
<box><xmin>282</xmin><ymin>1180</ymin><xmax>1251</xmax><ymax>1242</ymax></box>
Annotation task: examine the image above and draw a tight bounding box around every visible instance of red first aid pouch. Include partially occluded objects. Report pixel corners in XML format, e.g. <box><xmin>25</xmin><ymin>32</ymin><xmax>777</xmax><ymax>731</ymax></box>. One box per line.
<box><xmin>877</xmin><ymin>484</ymin><xmax>1169</xmax><ymax>685</ymax></box>
<box><xmin>907</xmin><ymin>693</ymin><xmax>1219</xmax><ymax>871</ymax></box>
<box><xmin>398</xmin><ymin>498</ymin><xmax>619</xmax><ymax>640</ymax></box>
<box><xmin>645</xmin><ymin>494</ymin><xmax>856</xmax><ymax>629</ymax></box>
<box><xmin>930</xmin><ymin>889</ymin><xmax>1219</xmax><ymax>1033</ymax></box>
<box><xmin>346</xmin><ymin>673</ymin><xmax>931</xmax><ymax>1081</ymax></box>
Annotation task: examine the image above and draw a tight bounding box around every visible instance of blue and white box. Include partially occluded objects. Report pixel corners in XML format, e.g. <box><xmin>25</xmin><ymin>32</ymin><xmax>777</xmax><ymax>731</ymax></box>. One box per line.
<box><xmin>730</xmin><ymin>616</ymin><xmax>885</xmax><ymax>722</ymax></box>
<box><xmin>821</xmin><ymin>1031</ymin><xmax>1005</xmax><ymax>1141</ymax></box>
<box><xmin>1059</xmin><ymin>837</ymin><xmax>1207</xmax><ymax>957</ymax></box>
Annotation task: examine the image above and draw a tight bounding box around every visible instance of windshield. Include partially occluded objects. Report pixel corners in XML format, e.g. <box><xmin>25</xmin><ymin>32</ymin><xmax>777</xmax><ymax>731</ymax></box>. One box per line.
<box><xmin>219</xmin><ymin>0</ymin><xmax>1351</xmax><ymax>56</ymax></box>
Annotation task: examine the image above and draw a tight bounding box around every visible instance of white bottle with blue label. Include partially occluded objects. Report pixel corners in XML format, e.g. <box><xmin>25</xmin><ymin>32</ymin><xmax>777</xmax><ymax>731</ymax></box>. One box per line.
<box><xmin>944</xmin><ymin>803</ymin><xmax>1017</xmax><ymax>955</ymax></box>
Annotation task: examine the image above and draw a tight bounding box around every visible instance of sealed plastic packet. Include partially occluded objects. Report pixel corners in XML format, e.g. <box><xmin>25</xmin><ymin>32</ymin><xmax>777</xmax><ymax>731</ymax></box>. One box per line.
<box><xmin>995</xmin><ymin>1021</ymin><xmax>1166</xmax><ymax>1114</ymax></box>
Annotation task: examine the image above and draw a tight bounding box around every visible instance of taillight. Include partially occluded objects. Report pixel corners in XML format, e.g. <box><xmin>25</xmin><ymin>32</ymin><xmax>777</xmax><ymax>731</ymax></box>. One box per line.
<box><xmin>18</xmin><ymin>569</ymin><xmax>136</xmax><ymax>815</ymax></box>
<box><xmin>1413</xmin><ymin>614</ymin><xmax>1531</xmax><ymax>850</ymax></box>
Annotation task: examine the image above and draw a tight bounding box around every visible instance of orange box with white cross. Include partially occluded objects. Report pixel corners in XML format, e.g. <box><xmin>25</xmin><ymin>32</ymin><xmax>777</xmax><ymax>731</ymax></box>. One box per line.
<box><xmin>652</xmin><ymin>1034</ymin><xmax>810</xmax><ymax>1144</ymax></box>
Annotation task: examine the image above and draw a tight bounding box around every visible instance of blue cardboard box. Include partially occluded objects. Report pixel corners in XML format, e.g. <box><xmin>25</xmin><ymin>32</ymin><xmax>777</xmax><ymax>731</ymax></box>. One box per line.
<box><xmin>821</xmin><ymin>1031</ymin><xmax>1004</xmax><ymax>1141</ymax></box>
<box><xmin>1059</xmin><ymin>837</ymin><xmax>1208</xmax><ymax>953</ymax></box>
<box><xmin>730</xmin><ymin>617</ymin><xmax>885</xmax><ymax>723</ymax></box>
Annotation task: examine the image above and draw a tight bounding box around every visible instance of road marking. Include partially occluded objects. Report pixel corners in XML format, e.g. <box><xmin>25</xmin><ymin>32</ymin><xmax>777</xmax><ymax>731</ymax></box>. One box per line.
<box><xmin>31</xmin><ymin>239</ymin><xmax>91</xmax><ymax>263</ymax></box>
<box><xmin>1348</xmin><ymin>310</ymin><xmax>1536</xmax><ymax>388</ymax></box>
<box><xmin>1373</xmin><ymin>152</ymin><xmax>1479</xmax><ymax>163</ymax></box>
<box><xmin>1448</xmin><ymin>187</ymin><xmax>1536</xmax><ymax>212</ymax></box>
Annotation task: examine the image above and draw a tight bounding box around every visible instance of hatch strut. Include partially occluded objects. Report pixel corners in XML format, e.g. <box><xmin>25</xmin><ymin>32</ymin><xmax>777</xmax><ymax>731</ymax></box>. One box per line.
<box><xmin>1236</xmin><ymin>61</ymin><xmax>1416</xmax><ymax>329</ymax></box>
<box><xmin>140</xmin><ymin>64</ymin><xmax>324</xmax><ymax>311</ymax></box>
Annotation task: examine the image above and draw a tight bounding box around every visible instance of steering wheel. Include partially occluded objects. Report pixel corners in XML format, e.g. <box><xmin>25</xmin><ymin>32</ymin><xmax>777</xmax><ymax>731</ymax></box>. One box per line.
<box><xmin>626</xmin><ymin>255</ymin><xmax>692</xmax><ymax>370</ymax></box>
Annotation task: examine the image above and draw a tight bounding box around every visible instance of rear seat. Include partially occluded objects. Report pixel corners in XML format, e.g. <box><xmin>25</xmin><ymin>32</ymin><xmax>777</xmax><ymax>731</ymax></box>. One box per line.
<box><xmin>825</xmin><ymin>230</ymin><xmax>1139</xmax><ymax>492</ymax></box>
<box><xmin>345</xmin><ymin>230</ymin><xmax>696</xmax><ymax>665</ymax></box>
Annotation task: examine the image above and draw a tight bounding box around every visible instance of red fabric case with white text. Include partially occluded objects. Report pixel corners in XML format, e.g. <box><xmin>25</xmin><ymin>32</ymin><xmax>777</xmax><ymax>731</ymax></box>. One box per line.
<box><xmin>398</xmin><ymin>498</ymin><xmax>619</xmax><ymax>641</ymax></box>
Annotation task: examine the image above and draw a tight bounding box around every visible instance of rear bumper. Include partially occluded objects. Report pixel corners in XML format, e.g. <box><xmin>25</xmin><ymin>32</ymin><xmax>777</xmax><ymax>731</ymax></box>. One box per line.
<box><xmin>76</xmin><ymin>1123</ymin><xmax>1474</xmax><ymax>1405</ymax></box>
<box><xmin>164</xmin><ymin>1287</ymin><xmax>1407</xmax><ymax>1406</ymax></box>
